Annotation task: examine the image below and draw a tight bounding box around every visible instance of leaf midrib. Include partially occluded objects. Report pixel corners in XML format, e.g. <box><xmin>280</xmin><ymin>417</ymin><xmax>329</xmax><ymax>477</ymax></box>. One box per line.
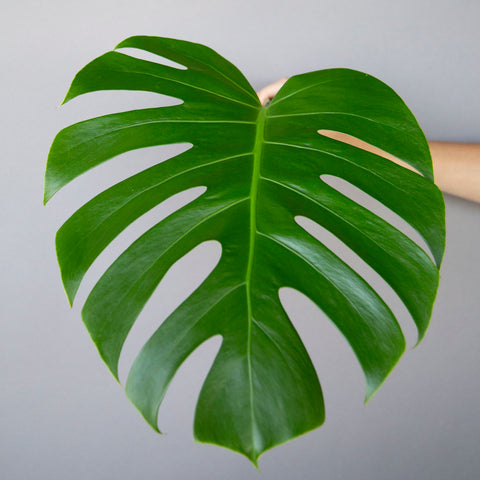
<box><xmin>244</xmin><ymin>106</ymin><xmax>267</xmax><ymax>453</ymax></box>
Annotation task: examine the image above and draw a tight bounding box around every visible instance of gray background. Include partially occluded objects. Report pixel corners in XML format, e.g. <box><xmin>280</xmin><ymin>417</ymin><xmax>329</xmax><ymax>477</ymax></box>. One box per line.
<box><xmin>2</xmin><ymin>0</ymin><xmax>479</xmax><ymax>478</ymax></box>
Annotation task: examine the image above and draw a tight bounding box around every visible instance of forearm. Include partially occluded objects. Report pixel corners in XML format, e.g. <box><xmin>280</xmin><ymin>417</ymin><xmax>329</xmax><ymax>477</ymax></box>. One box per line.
<box><xmin>320</xmin><ymin>132</ymin><xmax>480</xmax><ymax>203</ymax></box>
<box><xmin>428</xmin><ymin>141</ymin><xmax>480</xmax><ymax>203</ymax></box>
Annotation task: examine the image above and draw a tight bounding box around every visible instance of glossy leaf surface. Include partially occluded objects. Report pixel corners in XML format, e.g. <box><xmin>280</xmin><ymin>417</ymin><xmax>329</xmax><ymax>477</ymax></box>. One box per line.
<box><xmin>45</xmin><ymin>36</ymin><xmax>445</xmax><ymax>464</ymax></box>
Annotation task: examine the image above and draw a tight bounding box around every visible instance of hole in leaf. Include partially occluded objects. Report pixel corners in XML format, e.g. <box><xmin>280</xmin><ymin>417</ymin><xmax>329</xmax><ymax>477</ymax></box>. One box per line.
<box><xmin>117</xmin><ymin>47</ymin><xmax>187</xmax><ymax>70</ymax></box>
<box><xmin>278</xmin><ymin>287</ymin><xmax>366</xmax><ymax>407</ymax></box>
<box><xmin>319</xmin><ymin>174</ymin><xmax>434</xmax><ymax>264</ymax></box>
<box><xmin>118</xmin><ymin>240</ymin><xmax>222</xmax><ymax>385</ymax></box>
<box><xmin>294</xmin><ymin>215</ymin><xmax>417</xmax><ymax>346</ymax></box>
<box><xmin>156</xmin><ymin>335</ymin><xmax>223</xmax><ymax>434</ymax></box>
<box><xmin>318</xmin><ymin>129</ymin><xmax>422</xmax><ymax>175</ymax></box>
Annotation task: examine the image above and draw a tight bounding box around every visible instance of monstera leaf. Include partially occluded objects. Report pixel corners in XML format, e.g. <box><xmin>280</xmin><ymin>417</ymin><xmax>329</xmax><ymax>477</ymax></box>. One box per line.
<box><xmin>44</xmin><ymin>36</ymin><xmax>445</xmax><ymax>464</ymax></box>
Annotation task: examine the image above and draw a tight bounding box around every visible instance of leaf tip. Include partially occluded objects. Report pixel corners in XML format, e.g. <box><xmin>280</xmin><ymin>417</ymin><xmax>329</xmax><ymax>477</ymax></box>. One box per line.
<box><xmin>363</xmin><ymin>381</ymin><xmax>384</xmax><ymax>405</ymax></box>
<box><xmin>65</xmin><ymin>290</ymin><xmax>74</xmax><ymax>308</ymax></box>
<box><xmin>193</xmin><ymin>432</ymin><xmax>263</xmax><ymax>467</ymax></box>
<box><xmin>59</xmin><ymin>95</ymin><xmax>70</xmax><ymax>107</ymax></box>
<box><xmin>55</xmin><ymin>244</ymin><xmax>80</xmax><ymax>308</ymax></box>
<box><xmin>43</xmin><ymin>160</ymin><xmax>55</xmax><ymax>205</ymax></box>
<box><xmin>43</xmin><ymin>185</ymin><xmax>54</xmax><ymax>205</ymax></box>
<box><xmin>60</xmin><ymin>83</ymin><xmax>80</xmax><ymax>105</ymax></box>
<box><xmin>114</xmin><ymin>35</ymin><xmax>141</xmax><ymax>51</ymax></box>
<box><xmin>250</xmin><ymin>456</ymin><xmax>260</xmax><ymax>470</ymax></box>
<box><xmin>412</xmin><ymin>330</ymin><xmax>427</xmax><ymax>350</ymax></box>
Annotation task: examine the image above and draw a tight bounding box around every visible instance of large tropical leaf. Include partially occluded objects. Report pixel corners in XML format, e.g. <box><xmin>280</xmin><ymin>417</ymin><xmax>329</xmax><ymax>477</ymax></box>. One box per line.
<box><xmin>44</xmin><ymin>36</ymin><xmax>445</xmax><ymax>464</ymax></box>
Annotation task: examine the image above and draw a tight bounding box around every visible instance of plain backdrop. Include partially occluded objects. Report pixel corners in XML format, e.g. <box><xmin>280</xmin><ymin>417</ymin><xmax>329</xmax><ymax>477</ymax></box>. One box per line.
<box><xmin>1</xmin><ymin>1</ymin><xmax>479</xmax><ymax>479</ymax></box>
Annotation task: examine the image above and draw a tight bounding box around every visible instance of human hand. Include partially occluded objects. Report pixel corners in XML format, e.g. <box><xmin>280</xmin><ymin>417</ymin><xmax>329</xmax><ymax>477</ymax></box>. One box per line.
<box><xmin>256</xmin><ymin>77</ymin><xmax>288</xmax><ymax>106</ymax></box>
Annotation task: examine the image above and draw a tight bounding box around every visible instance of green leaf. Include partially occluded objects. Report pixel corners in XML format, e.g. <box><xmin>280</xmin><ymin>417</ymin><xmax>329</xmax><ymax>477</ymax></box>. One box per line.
<box><xmin>44</xmin><ymin>36</ymin><xmax>445</xmax><ymax>464</ymax></box>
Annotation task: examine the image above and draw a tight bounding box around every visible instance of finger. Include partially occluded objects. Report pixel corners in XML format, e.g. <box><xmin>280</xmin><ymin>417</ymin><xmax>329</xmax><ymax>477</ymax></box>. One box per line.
<box><xmin>257</xmin><ymin>77</ymin><xmax>289</xmax><ymax>106</ymax></box>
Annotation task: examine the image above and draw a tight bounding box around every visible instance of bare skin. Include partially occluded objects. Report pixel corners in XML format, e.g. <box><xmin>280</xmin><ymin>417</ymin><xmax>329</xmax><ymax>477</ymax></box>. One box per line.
<box><xmin>257</xmin><ymin>78</ymin><xmax>480</xmax><ymax>203</ymax></box>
